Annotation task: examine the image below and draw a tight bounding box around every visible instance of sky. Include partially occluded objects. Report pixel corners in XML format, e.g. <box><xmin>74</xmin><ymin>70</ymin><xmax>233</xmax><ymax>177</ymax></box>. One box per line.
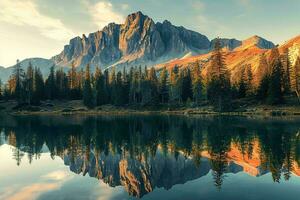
<box><xmin>0</xmin><ymin>0</ymin><xmax>299</xmax><ymax>67</ymax></box>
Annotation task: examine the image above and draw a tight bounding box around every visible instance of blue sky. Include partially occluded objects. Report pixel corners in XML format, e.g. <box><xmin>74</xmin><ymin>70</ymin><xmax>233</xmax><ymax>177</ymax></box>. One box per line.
<box><xmin>0</xmin><ymin>0</ymin><xmax>299</xmax><ymax>67</ymax></box>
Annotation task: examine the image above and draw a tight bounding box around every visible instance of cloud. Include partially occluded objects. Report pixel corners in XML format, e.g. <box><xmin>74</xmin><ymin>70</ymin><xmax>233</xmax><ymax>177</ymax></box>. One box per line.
<box><xmin>85</xmin><ymin>1</ymin><xmax>125</xmax><ymax>29</ymax></box>
<box><xmin>3</xmin><ymin>183</ymin><xmax>60</xmax><ymax>200</ymax></box>
<box><xmin>236</xmin><ymin>0</ymin><xmax>253</xmax><ymax>8</ymax></box>
<box><xmin>191</xmin><ymin>1</ymin><xmax>205</xmax><ymax>10</ymax></box>
<box><xmin>121</xmin><ymin>3</ymin><xmax>130</xmax><ymax>11</ymax></box>
<box><xmin>196</xmin><ymin>15</ymin><xmax>229</xmax><ymax>38</ymax></box>
<box><xmin>0</xmin><ymin>0</ymin><xmax>74</xmax><ymax>41</ymax></box>
<box><xmin>42</xmin><ymin>170</ymin><xmax>69</xmax><ymax>181</ymax></box>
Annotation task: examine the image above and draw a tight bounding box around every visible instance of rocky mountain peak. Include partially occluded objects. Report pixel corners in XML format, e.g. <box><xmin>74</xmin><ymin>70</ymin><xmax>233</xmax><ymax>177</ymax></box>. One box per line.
<box><xmin>241</xmin><ymin>35</ymin><xmax>275</xmax><ymax>49</ymax></box>
<box><xmin>52</xmin><ymin>11</ymin><xmax>211</xmax><ymax>69</ymax></box>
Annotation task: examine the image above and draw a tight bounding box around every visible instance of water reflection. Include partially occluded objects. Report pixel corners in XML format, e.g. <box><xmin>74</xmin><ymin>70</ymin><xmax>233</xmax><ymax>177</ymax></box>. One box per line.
<box><xmin>1</xmin><ymin>115</ymin><xmax>300</xmax><ymax>198</ymax></box>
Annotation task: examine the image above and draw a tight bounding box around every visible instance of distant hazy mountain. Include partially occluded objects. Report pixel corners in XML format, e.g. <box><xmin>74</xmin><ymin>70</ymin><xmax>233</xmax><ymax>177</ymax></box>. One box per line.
<box><xmin>0</xmin><ymin>58</ymin><xmax>64</xmax><ymax>83</ymax></box>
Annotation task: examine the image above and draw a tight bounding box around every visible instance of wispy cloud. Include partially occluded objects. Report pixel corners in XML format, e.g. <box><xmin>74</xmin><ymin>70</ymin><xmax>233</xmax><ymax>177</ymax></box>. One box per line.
<box><xmin>0</xmin><ymin>0</ymin><xmax>74</xmax><ymax>41</ymax></box>
<box><xmin>3</xmin><ymin>183</ymin><xmax>60</xmax><ymax>200</ymax></box>
<box><xmin>84</xmin><ymin>1</ymin><xmax>125</xmax><ymax>29</ymax></box>
<box><xmin>191</xmin><ymin>1</ymin><xmax>206</xmax><ymax>10</ymax></box>
<box><xmin>196</xmin><ymin>15</ymin><xmax>229</xmax><ymax>38</ymax></box>
<box><xmin>42</xmin><ymin>170</ymin><xmax>69</xmax><ymax>181</ymax></box>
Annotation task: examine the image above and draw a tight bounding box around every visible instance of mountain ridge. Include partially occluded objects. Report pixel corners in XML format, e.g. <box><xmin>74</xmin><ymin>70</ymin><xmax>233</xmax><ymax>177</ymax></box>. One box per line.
<box><xmin>2</xmin><ymin>11</ymin><xmax>297</xmax><ymax>84</ymax></box>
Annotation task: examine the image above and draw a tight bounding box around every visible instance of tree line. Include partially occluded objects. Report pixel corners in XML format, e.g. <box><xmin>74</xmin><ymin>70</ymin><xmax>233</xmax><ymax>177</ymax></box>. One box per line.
<box><xmin>0</xmin><ymin>39</ymin><xmax>299</xmax><ymax>111</ymax></box>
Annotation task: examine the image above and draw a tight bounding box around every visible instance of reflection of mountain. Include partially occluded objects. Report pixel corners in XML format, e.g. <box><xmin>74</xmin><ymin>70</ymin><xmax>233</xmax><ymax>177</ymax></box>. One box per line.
<box><xmin>1</xmin><ymin>115</ymin><xmax>300</xmax><ymax>198</ymax></box>
<box><xmin>62</xmin><ymin>148</ymin><xmax>246</xmax><ymax>197</ymax></box>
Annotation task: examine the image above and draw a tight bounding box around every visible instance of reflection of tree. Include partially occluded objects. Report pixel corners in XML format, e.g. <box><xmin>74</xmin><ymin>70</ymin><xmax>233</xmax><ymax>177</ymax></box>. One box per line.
<box><xmin>1</xmin><ymin>115</ymin><xmax>300</xmax><ymax>191</ymax></box>
<box><xmin>206</xmin><ymin>117</ymin><xmax>231</xmax><ymax>189</ymax></box>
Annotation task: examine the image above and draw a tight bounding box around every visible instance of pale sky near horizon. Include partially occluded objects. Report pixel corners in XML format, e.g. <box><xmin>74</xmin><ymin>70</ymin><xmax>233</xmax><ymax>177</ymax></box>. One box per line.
<box><xmin>0</xmin><ymin>0</ymin><xmax>299</xmax><ymax>67</ymax></box>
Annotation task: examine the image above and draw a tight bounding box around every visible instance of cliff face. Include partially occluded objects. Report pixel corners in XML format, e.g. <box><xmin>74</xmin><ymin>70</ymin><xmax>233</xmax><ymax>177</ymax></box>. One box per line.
<box><xmin>52</xmin><ymin>12</ymin><xmax>211</xmax><ymax>69</ymax></box>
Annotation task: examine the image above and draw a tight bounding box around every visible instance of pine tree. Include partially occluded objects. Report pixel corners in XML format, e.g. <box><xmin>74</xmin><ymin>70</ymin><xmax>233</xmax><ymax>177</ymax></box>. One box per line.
<box><xmin>148</xmin><ymin>67</ymin><xmax>159</xmax><ymax>105</ymax></box>
<box><xmin>122</xmin><ymin>67</ymin><xmax>130</xmax><ymax>105</ymax></box>
<box><xmin>245</xmin><ymin>65</ymin><xmax>253</xmax><ymax>96</ymax></box>
<box><xmin>55</xmin><ymin>69</ymin><xmax>69</xmax><ymax>99</ymax></box>
<box><xmin>110</xmin><ymin>67</ymin><xmax>118</xmax><ymax>105</ymax></box>
<box><xmin>13</xmin><ymin>59</ymin><xmax>25</xmax><ymax>104</ymax></box>
<box><xmin>45</xmin><ymin>65</ymin><xmax>56</xmax><ymax>100</ymax></box>
<box><xmin>281</xmin><ymin>49</ymin><xmax>291</xmax><ymax>93</ymax></box>
<box><xmin>33</xmin><ymin>67</ymin><xmax>44</xmax><ymax>104</ymax></box>
<box><xmin>159</xmin><ymin>67</ymin><xmax>169</xmax><ymax>104</ymax></box>
<box><xmin>169</xmin><ymin>65</ymin><xmax>181</xmax><ymax>104</ymax></box>
<box><xmin>192</xmin><ymin>63</ymin><xmax>203</xmax><ymax>105</ymax></box>
<box><xmin>238</xmin><ymin>68</ymin><xmax>247</xmax><ymax>98</ymax></box>
<box><xmin>290</xmin><ymin>56</ymin><xmax>300</xmax><ymax>103</ymax></box>
<box><xmin>0</xmin><ymin>78</ymin><xmax>2</xmax><ymax>100</ymax></box>
<box><xmin>68</xmin><ymin>61</ymin><xmax>81</xmax><ymax>99</ymax></box>
<box><xmin>256</xmin><ymin>74</ymin><xmax>270</xmax><ymax>102</ymax></box>
<box><xmin>267</xmin><ymin>53</ymin><xmax>284</xmax><ymax>105</ymax></box>
<box><xmin>25</xmin><ymin>62</ymin><xmax>34</xmax><ymax>105</ymax></box>
<box><xmin>206</xmin><ymin>38</ymin><xmax>232</xmax><ymax>111</ymax></box>
<box><xmin>130</xmin><ymin>67</ymin><xmax>140</xmax><ymax>104</ymax></box>
<box><xmin>181</xmin><ymin>68</ymin><xmax>193</xmax><ymax>103</ymax></box>
<box><xmin>95</xmin><ymin>67</ymin><xmax>106</xmax><ymax>106</ymax></box>
<box><xmin>3</xmin><ymin>84</ymin><xmax>10</xmax><ymax>101</ymax></box>
<box><xmin>83</xmin><ymin>64</ymin><xmax>94</xmax><ymax>108</ymax></box>
<box><xmin>256</xmin><ymin>54</ymin><xmax>269</xmax><ymax>84</ymax></box>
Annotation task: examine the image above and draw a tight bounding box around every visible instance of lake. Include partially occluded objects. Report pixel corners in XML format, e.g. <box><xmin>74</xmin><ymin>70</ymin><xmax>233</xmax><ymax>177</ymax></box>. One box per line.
<box><xmin>1</xmin><ymin>114</ymin><xmax>300</xmax><ymax>200</ymax></box>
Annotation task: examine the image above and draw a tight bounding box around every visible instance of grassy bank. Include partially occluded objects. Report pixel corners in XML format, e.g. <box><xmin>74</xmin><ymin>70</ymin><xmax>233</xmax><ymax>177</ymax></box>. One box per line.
<box><xmin>1</xmin><ymin>99</ymin><xmax>300</xmax><ymax>117</ymax></box>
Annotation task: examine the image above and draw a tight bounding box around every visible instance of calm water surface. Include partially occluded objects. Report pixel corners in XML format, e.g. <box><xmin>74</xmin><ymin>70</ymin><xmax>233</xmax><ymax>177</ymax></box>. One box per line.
<box><xmin>1</xmin><ymin>115</ymin><xmax>300</xmax><ymax>200</ymax></box>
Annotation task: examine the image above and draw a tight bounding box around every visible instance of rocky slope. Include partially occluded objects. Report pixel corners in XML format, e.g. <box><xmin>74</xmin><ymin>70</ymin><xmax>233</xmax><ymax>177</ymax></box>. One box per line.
<box><xmin>52</xmin><ymin>12</ymin><xmax>211</xmax><ymax>70</ymax></box>
<box><xmin>157</xmin><ymin>35</ymin><xmax>300</xmax><ymax>85</ymax></box>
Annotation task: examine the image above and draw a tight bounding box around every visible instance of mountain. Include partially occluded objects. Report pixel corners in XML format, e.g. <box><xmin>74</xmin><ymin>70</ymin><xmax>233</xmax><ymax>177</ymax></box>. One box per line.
<box><xmin>211</xmin><ymin>38</ymin><xmax>242</xmax><ymax>50</ymax></box>
<box><xmin>236</xmin><ymin>35</ymin><xmax>275</xmax><ymax>50</ymax></box>
<box><xmin>52</xmin><ymin>11</ymin><xmax>211</xmax><ymax>70</ymax></box>
<box><xmin>157</xmin><ymin>34</ymin><xmax>300</xmax><ymax>85</ymax></box>
<box><xmin>0</xmin><ymin>58</ymin><xmax>63</xmax><ymax>83</ymax></box>
<box><xmin>0</xmin><ymin>11</ymin><xmax>288</xmax><ymax>83</ymax></box>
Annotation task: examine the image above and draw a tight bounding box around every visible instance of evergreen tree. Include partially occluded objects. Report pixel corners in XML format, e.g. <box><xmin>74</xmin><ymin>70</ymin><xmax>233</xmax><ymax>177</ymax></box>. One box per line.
<box><xmin>25</xmin><ymin>62</ymin><xmax>34</xmax><ymax>105</ymax></box>
<box><xmin>238</xmin><ymin>68</ymin><xmax>247</xmax><ymax>98</ymax></box>
<box><xmin>45</xmin><ymin>65</ymin><xmax>56</xmax><ymax>100</ymax></box>
<box><xmin>192</xmin><ymin>63</ymin><xmax>203</xmax><ymax>105</ymax></box>
<box><xmin>181</xmin><ymin>68</ymin><xmax>193</xmax><ymax>103</ymax></box>
<box><xmin>256</xmin><ymin>74</ymin><xmax>270</xmax><ymax>102</ymax></box>
<box><xmin>169</xmin><ymin>65</ymin><xmax>181</xmax><ymax>104</ymax></box>
<box><xmin>13</xmin><ymin>59</ymin><xmax>25</xmax><ymax>104</ymax></box>
<box><xmin>3</xmin><ymin>84</ymin><xmax>10</xmax><ymax>101</ymax></box>
<box><xmin>68</xmin><ymin>61</ymin><xmax>81</xmax><ymax>99</ymax></box>
<box><xmin>290</xmin><ymin>56</ymin><xmax>300</xmax><ymax>103</ymax></box>
<box><xmin>147</xmin><ymin>67</ymin><xmax>159</xmax><ymax>105</ymax></box>
<box><xmin>0</xmin><ymin>79</ymin><xmax>2</xmax><ymax>100</ymax></box>
<box><xmin>267</xmin><ymin>55</ymin><xmax>284</xmax><ymax>105</ymax></box>
<box><xmin>32</xmin><ymin>67</ymin><xmax>44</xmax><ymax>104</ymax></box>
<box><xmin>55</xmin><ymin>69</ymin><xmax>69</xmax><ymax>99</ymax></box>
<box><xmin>245</xmin><ymin>65</ymin><xmax>253</xmax><ymax>96</ymax></box>
<box><xmin>206</xmin><ymin>38</ymin><xmax>232</xmax><ymax>111</ymax></box>
<box><xmin>110</xmin><ymin>67</ymin><xmax>118</xmax><ymax>105</ymax></box>
<box><xmin>281</xmin><ymin>49</ymin><xmax>291</xmax><ymax>93</ymax></box>
<box><xmin>83</xmin><ymin>64</ymin><xmax>94</xmax><ymax>108</ymax></box>
<box><xmin>122</xmin><ymin>67</ymin><xmax>130</xmax><ymax>105</ymax></box>
<box><xmin>130</xmin><ymin>67</ymin><xmax>140</xmax><ymax>104</ymax></box>
<box><xmin>159</xmin><ymin>67</ymin><xmax>169</xmax><ymax>104</ymax></box>
<box><xmin>95</xmin><ymin>67</ymin><xmax>106</xmax><ymax>106</ymax></box>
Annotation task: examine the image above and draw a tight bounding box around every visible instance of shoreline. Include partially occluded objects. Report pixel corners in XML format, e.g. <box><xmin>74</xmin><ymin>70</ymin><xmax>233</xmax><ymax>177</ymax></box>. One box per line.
<box><xmin>1</xmin><ymin>100</ymin><xmax>300</xmax><ymax>117</ymax></box>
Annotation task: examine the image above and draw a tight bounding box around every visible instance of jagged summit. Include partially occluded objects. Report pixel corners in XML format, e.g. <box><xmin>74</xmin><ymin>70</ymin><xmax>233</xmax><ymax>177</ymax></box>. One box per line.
<box><xmin>52</xmin><ymin>11</ymin><xmax>210</xmax><ymax>69</ymax></box>
<box><xmin>238</xmin><ymin>35</ymin><xmax>275</xmax><ymax>50</ymax></box>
